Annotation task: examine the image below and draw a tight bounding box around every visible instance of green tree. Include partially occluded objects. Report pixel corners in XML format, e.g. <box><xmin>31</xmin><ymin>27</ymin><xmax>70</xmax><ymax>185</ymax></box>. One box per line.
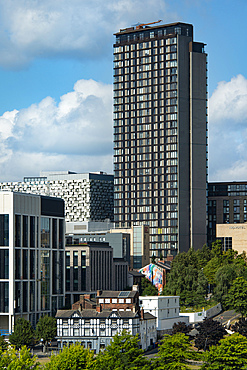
<box><xmin>0</xmin><ymin>346</ymin><xmax>40</xmax><ymax>369</ymax></box>
<box><xmin>45</xmin><ymin>343</ymin><xmax>95</xmax><ymax>370</ymax></box>
<box><xmin>153</xmin><ymin>333</ymin><xmax>200</xmax><ymax>370</ymax></box>
<box><xmin>172</xmin><ymin>322</ymin><xmax>192</xmax><ymax>336</ymax></box>
<box><xmin>0</xmin><ymin>334</ymin><xmax>8</xmax><ymax>351</ymax></box>
<box><xmin>202</xmin><ymin>333</ymin><xmax>247</xmax><ymax>369</ymax></box>
<box><xmin>95</xmin><ymin>331</ymin><xmax>150</xmax><ymax>370</ymax></box>
<box><xmin>162</xmin><ymin>248</ymin><xmax>208</xmax><ymax>306</ymax></box>
<box><xmin>194</xmin><ymin>318</ymin><xmax>226</xmax><ymax>351</ymax></box>
<box><xmin>225</xmin><ymin>276</ymin><xmax>247</xmax><ymax>317</ymax></box>
<box><xmin>9</xmin><ymin>318</ymin><xmax>34</xmax><ymax>348</ymax></box>
<box><xmin>213</xmin><ymin>264</ymin><xmax>237</xmax><ymax>307</ymax></box>
<box><xmin>232</xmin><ymin>318</ymin><xmax>247</xmax><ymax>337</ymax></box>
<box><xmin>141</xmin><ymin>277</ymin><xmax>158</xmax><ymax>296</ymax></box>
<box><xmin>35</xmin><ymin>315</ymin><xmax>57</xmax><ymax>352</ymax></box>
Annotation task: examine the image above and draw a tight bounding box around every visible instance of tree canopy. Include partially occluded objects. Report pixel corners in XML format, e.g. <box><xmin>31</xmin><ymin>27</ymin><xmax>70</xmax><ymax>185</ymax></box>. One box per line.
<box><xmin>0</xmin><ymin>346</ymin><xmax>39</xmax><ymax>370</ymax></box>
<box><xmin>95</xmin><ymin>331</ymin><xmax>150</xmax><ymax>370</ymax></box>
<box><xmin>153</xmin><ymin>333</ymin><xmax>201</xmax><ymax>370</ymax></box>
<box><xmin>162</xmin><ymin>241</ymin><xmax>247</xmax><ymax>309</ymax></box>
<box><xmin>162</xmin><ymin>246</ymin><xmax>210</xmax><ymax>306</ymax></box>
<box><xmin>9</xmin><ymin>318</ymin><xmax>34</xmax><ymax>348</ymax></box>
<box><xmin>202</xmin><ymin>333</ymin><xmax>247</xmax><ymax>370</ymax></box>
<box><xmin>35</xmin><ymin>315</ymin><xmax>57</xmax><ymax>347</ymax></box>
<box><xmin>194</xmin><ymin>318</ymin><xmax>227</xmax><ymax>351</ymax></box>
<box><xmin>45</xmin><ymin>343</ymin><xmax>95</xmax><ymax>370</ymax></box>
<box><xmin>172</xmin><ymin>322</ymin><xmax>192</xmax><ymax>336</ymax></box>
<box><xmin>140</xmin><ymin>277</ymin><xmax>158</xmax><ymax>296</ymax></box>
<box><xmin>225</xmin><ymin>277</ymin><xmax>247</xmax><ymax>317</ymax></box>
<box><xmin>232</xmin><ymin>318</ymin><xmax>247</xmax><ymax>337</ymax></box>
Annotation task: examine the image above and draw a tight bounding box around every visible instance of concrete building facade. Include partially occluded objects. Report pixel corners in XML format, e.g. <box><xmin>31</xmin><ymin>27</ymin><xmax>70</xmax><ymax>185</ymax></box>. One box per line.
<box><xmin>113</xmin><ymin>22</ymin><xmax>207</xmax><ymax>258</ymax></box>
<box><xmin>216</xmin><ymin>223</ymin><xmax>247</xmax><ymax>254</ymax></box>
<box><xmin>208</xmin><ymin>181</ymin><xmax>247</xmax><ymax>245</ymax></box>
<box><xmin>139</xmin><ymin>295</ymin><xmax>188</xmax><ymax>332</ymax></box>
<box><xmin>0</xmin><ymin>191</ymin><xmax>65</xmax><ymax>334</ymax></box>
<box><xmin>65</xmin><ymin>238</ymin><xmax>128</xmax><ymax>305</ymax></box>
<box><xmin>0</xmin><ymin>171</ymin><xmax>114</xmax><ymax>223</ymax></box>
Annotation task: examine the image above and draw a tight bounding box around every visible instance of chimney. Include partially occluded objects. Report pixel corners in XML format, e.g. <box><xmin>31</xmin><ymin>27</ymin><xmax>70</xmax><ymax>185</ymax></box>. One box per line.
<box><xmin>96</xmin><ymin>304</ymin><xmax>102</xmax><ymax>313</ymax></box>
<box><xmin>166</xmin><ymin>251</ymin><xmax>174</xmax><ymax>262</ymax></box>
<box><xmin>141</xmin><ymin>307</ymin><xmax>144</xmax><ymax>320</ymax></box>
<box><xmin>97</xmin><ymin>290</ymin><xmax>102</xmax><ymax>297</ymax></box>
<box><xmin>132</xmin><ymin>285</ymin><xmax>139</xmax><ymax>292</ymax></box>
<box><xmin>80</xmin><ymin>295</ymin><xmax>85</xmax><ymax>309</ymax></box>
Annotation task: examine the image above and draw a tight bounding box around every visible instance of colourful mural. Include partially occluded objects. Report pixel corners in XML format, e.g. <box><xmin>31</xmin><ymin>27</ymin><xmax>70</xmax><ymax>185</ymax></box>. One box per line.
<box><xmin>139</xmin><ymin>264</ymin><xmax>163</xmax><ymax>293</ymax></box>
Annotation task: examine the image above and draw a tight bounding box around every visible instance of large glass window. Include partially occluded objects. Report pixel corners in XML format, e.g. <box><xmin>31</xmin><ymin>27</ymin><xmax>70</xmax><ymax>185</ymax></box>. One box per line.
<box><xmin>23</xmin><ymin>281</ymin><xmax>28</xmax><ymax>312</ymax></box>
<box><xmin>0</xmin><ymin>214</ymin><xmax>9</xmax><ymax>246</ymax></box>
<box><xmin>30</xmin><ymin>250</ymin><xmax>35</xmax><ymax>279</ymax></box>
<box><xmin>30</xmin><ymin>216</ymin><xmax>35</xmax><ymax>248</ymax></box>
<box><xmin>59</xmin><ymin>219</ymin><xmax>64</xmax><ymax>249</ymax></box>
<box><xmin>73</xmin><ymin>267</ymin><xmax>78</xmax><ymax>291</ymax></box>
<box><xmin>41</xmin><ymin>250</ymin><xmax>50</xmax><ymax>310</ymax></box>
<box><xmin>15</xmin><ymin>249</ymin><xmax>21</xmax><ymax>279</ymax></box>
<box><xmin>66</xmin><ymin>251</ymin><xmax>70</xmax><ymax>292</ymax></box>
<box><xmin>15</xmin><ymin>215</ymin><xmax>21</xmax><ymax>247</ymax></box>
<box><xmin>41</xmin><ymin>218</ymin><xmax>50</xmax><ymax>248</ymax></box>
<box><xmin>0</xmin><ymin>250</ymin><xmax>9</xmax><ymax>279</ymax></box>
<box><xmin>23</xmin><ymin>216</ymin><xmax>28</xmax><ymax>247</ymax></box>
<box><xmin>81</xmin><ymin>251</ymin><xmax>86</xmax><ymax>291</ymax></box>
<box><xmin>15</xmin><ymin>282</ymin><xmax>21</xmax><ymax>313</ymax></box>
<box><xmin>23</xmin><ymin>249</ymin><xmax>28</xmax><ymax>279</ymax></box>
<box><xmin>30</xmin><ymin>281</ymin><xmax>35</xmax><ymax>312</ymax></box>
<box><xmin>0</xmin><ymin>282</ymin><xmax>9</xmax><ymax>313</ymax></box>
<box><xmin>52</xmin><ymin>219</ymin><xmax>58</xmax><ymax>249</ymax></box>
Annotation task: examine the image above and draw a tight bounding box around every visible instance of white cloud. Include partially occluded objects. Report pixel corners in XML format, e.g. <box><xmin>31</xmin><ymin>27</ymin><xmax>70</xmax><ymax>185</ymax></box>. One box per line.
<box><xmin>0</xmin><ymin>0</ymin><xmax>177</xmax><ymax>68</ymax></box>
<box><xmin>0</xmin><ymin>79</ymin><xmax>113</xmax><ymax>181</ymax></box>
<box><xmin>209</xmin><ymin>74</ymin><xmax>247</xmax><ymax>181</ymax></box>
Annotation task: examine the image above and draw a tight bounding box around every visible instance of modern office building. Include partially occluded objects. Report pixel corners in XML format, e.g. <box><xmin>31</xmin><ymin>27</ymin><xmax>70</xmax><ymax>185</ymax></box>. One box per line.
<box><xmin>66</xmin><ymin>224</ymin><xmax>149</xmax><ymax>270</ymax></box>
<box><xmin>65</xmin><ymin>238</ymin><xmax>128</xmax><ymax>305</ymax></box>
<box><xmin>0</xmin><ymin>171</ymin><xmax>114</xmax><ymax>223</ymax></box>
<box><xmin>0</xmin><ymin>191</ymin><xmax>65</xmax><ymax>334</ymax></box>
<box><xmin>110</xmin><ymin>225</ymin><xmax>150</xmax><ymax>269</ymax></box>
<box><xmin>113</xmin><ymin>22</ymin><xmax>207</xmax><ymax>258</ymax></box>
<box><xmin>208</xmin><ymin>181</ymin><xmax>247</xmax><ymax>245</ymax></box>
<box><xmin>66</xmin><ymin>229</ymin><xmax>131</xmax><ymax>264</ymax></box>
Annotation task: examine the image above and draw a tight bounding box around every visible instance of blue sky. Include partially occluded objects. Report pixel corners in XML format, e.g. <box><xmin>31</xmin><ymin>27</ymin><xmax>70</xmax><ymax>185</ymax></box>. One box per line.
<box><xmin>0</xmin><ymin>0</ymin><xmax>247</xmax><ymax>181</ymax></box>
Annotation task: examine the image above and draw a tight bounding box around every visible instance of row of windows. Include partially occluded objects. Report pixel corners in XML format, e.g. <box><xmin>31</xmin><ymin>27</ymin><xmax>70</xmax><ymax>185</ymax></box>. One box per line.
<box><xmin>115</xmin><ymin>33</ymin><xmax>178</xmax><ymax>46</ymax></box>
<box><xmin>114</xmin><ymin>74</ymin><xmax>177</xmax><ymax>89</ymax></box>
<box><xmin>114</xmin><ymin>44</ymin><xmax>177</xmax><ymax>55</ymax></box>
<box><xmin>114</xmin><ymin>76</ymin><xmax>177</xmax><ymax>96</ymax></box>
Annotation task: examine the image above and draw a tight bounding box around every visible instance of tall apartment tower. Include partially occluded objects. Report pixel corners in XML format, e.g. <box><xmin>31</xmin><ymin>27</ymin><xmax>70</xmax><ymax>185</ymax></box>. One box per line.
<box><xmin>113</xmin><ymin>22</ymin><xmax>207</xmax><ymax>258</ymax></box>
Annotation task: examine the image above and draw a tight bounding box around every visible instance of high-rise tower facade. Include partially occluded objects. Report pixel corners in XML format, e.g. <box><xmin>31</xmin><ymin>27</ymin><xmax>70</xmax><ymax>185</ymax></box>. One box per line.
<box><xmin>113</xmin><ymin>22</ymin><xmax>207</xmax><ymax>258</ymax></box>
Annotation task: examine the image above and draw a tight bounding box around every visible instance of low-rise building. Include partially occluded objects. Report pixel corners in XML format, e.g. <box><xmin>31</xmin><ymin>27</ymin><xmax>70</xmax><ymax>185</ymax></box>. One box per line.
<box><xmin>216</xmin><ymin>223</ymin><xmax>247</xmax><ymax>253</ymax></box>
<box><xmin>55</xmin><ymin>287</ymin><xmax>156</xmax><ymax>352</ymax></box>
<box><xmin>139</xmin><ymin>295</ymin><xmax>189</xmax><ymax>333</ymax></box>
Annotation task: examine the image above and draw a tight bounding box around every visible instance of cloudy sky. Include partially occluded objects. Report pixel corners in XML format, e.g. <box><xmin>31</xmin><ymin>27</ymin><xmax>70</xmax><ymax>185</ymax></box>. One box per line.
<box><xmin>0</xmin><ymin>0</ymin><xmax>247</xmax><ymax>181</ymax></box>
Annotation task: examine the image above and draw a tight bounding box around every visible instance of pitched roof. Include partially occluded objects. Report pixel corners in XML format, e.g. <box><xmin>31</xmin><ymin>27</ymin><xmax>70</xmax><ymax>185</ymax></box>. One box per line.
<box><xmin>98</xmin><ymin>290</ymin><xmax>137</xmax><ymax>298</ymax></box>
<box><xmin>56</xmin><ymin>309</ymin><xmax>139</xmax><ymax>319</ymax></box>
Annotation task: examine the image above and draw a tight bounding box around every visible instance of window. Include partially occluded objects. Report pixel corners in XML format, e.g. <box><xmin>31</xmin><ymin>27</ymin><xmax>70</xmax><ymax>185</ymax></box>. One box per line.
<box><xmin>63</xmin><ymin>328</ymin><xmax>68</xmax><ymax>336</ymax></box>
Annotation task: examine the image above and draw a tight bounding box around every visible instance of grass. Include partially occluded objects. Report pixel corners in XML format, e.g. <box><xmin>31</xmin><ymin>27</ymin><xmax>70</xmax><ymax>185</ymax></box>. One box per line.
<box><xmin>180</xmin><ymin>300</ymin><xmax>219</xmax><ymax>313</ymax></box>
